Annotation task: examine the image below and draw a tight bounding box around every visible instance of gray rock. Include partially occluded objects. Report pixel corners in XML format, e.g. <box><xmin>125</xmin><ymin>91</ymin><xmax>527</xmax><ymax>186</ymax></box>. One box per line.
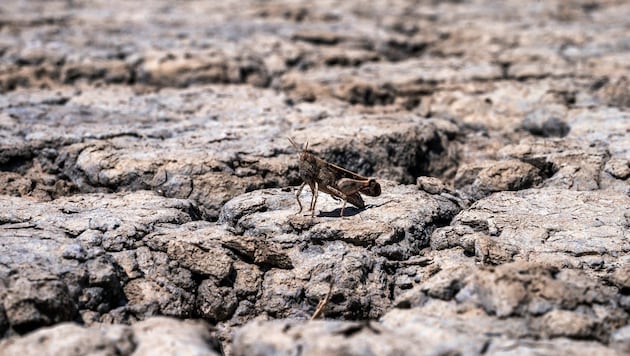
<box><xmin>486</xmin><ymin>338</ymin><xmax>622</xmax><ymax>356</ymax></box>
<box><xmin>220</xmin><ymin>182</ymin><xmax>461</xmax><ymax>261</ymax></box>
<box><xmin>597</xmin><ymin>77</ymin><xmax>630</xmax><ymax>108</ymax></box>
<box><xmin>234</xmin><ymin>319</ymin><xmax>417</xmax><ymax>356</ymax></box>
<box><xmin>0</xmin><ymin>0</ymin><xmax>629</xmax><ymax>353</ymax></box>
<box><xmin>3</xmin><ymin>268</ymin><xmax>77</xmax><ymax>334</ymax></box>
<box><xmin>434</xmin><ymin>188</ymin><xmax>629</xmax><ymax>270</ymax></box>
<box><xmin>0</xmin><ymin>323</ymin><xmax>134</xmax><ymax>356</ymax></box>
<box><xmin>381</xmin><ymin>301</ymin><xmax>528</xmax><ymax>355</ymax></box>
<box><xmin>611</xmin><ymin>324</ymin><xmax>630</xmax><ymax>354</ymax></box>
<box><xmin>197</xmin><ymin>280</ymin><xmax>239</xmax><ymax>323</ymax></box>
<box><xmin>500</xmin><ymin>138</ymin><xmax>609</xmax><ymax>191</ymax></box>
<box><xmin>0</xmin><ymin>317</ymin><xmax>219</xmax><ymax>356</ymax></box>
<box><xmin>0</xmin><ymin>192</ymin><xmax>199</xmax><ymax>333</ymax></box>
<box><xmin>454</xmin><ymin>160</ymin><xmax>543</xmax><ymax>199</ymax></box>
<box><xmin>416</xmin><ymin>176</ymin><xmax>451</xmax><ymax>195</ymax></box>
<box><xmin>234</xmin><ymin>298</ymin><xmax>623</xmax><ymax>356</ymax></box>
<box><xmin>132</xmin><ymin>317</ymin><xmax>220</xmax><ymax>356</ymax></box>
<box><xmin>610</xmin><ymin>265</ymin><xmax>630</xmax><ymax>290</ymax></box>
<box><xmin>454</xmin><ymin>263</ymin><xmax>623</xmax><ymax>323</ymax></box>
<box><xmin>605</xmin><ymin>158</ymin><xmax>630</xmax><ymax>180</ymax></box>
<box><xmin>521</xmin><ymin>107</ymin><xmax>570</xmax><ymax>138</ymax></box>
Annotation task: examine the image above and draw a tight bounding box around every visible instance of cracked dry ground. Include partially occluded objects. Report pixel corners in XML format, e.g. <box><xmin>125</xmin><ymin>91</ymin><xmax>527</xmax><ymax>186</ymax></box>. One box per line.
<box><xmin>0</xmin><ymin>0</ymin><xmax>629</xmax><ymax>355</ymax></box>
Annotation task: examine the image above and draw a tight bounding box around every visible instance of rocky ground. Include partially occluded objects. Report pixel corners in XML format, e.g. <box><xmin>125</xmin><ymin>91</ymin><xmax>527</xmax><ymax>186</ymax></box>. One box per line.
<box><xmin>0</xmin><ymin>0</ymin><xmax>629</xmax><ymax>355</ymax></box>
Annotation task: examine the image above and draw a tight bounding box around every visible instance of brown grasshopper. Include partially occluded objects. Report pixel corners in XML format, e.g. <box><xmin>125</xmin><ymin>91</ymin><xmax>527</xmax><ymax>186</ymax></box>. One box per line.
<box><xmin>288</xmin><ymin>137</ymin><xmax>381</xmax><ymax>217</ymax></box>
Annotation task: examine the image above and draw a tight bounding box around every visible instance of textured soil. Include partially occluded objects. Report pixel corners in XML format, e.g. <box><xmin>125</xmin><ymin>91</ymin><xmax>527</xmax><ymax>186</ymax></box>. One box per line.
<box><xmin>0</xmin><ymin>1</ymin><xmax>629</xmax><ymax>355</ymax></box>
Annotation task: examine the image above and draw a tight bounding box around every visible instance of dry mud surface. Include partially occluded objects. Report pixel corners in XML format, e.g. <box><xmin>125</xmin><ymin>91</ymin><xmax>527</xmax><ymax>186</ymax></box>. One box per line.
<box><xmin>0</xmin><ymin>0</ymin><xmax>629</xmax><ymax>355</ymax></box>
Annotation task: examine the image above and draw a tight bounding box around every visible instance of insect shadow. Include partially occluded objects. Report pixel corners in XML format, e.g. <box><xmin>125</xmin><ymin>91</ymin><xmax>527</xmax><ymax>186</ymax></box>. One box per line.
<box><xmin>317</xmin><ymin>206</ymin><xmax>363</xmax><ymax>218</ymax></box>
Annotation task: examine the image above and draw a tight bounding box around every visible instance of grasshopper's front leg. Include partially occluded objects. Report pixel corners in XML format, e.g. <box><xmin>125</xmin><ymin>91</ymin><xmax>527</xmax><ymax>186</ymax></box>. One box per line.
<box><xmin>295</xmin><ymin>182</ymin><xmax>306</xmax><ymax>214</ymax></box>
<box><xmin>308</xmin><ymin>181</ymin><xmax>319</xmax><ymax>217</ymax></box>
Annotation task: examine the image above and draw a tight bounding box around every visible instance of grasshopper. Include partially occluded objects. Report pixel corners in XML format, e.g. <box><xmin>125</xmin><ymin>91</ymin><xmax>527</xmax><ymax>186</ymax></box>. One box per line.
<box><xmin>288</xmin><ymin>137</ymin><xmax>381</xmax><ymax>217</ymax></box>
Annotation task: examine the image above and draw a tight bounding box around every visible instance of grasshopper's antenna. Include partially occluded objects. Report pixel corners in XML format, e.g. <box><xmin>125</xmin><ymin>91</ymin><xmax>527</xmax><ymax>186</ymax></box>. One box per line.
<box><xmin>288</xmin><ymin>137</ymin><xmax>308</xmax><ymax>152</ymax></box>
<box><xmin>288</xmin><ymin>137</ymin><xmax>300</xmax><ymax>151</ymax></box>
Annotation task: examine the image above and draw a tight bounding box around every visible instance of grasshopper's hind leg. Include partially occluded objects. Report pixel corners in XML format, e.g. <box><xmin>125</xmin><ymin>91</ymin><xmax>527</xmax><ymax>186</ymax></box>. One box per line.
<box><xmin>295</xmin><ymin>182</ymin><xmax>305</xmax><ymax>213</ymax></box>
<box><xmin>340</xmin><ymin>199</ymin><xmax>347</xmax><ymax>217</ymax></box>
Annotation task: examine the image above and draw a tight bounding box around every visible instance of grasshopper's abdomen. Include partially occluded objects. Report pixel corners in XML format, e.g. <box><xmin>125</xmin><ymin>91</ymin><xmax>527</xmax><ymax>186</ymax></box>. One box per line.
<box><xmin>363</xmin><ymin>179</ymin><xmax>381</xmax><ymax>197</ymax></box>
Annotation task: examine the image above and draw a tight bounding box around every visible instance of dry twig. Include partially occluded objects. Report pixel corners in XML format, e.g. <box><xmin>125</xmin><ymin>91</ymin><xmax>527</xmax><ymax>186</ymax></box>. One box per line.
<box><xmin>310</xmin><ymin>278</ymin><xmax>335</xmax><ymax>320</ymax></box>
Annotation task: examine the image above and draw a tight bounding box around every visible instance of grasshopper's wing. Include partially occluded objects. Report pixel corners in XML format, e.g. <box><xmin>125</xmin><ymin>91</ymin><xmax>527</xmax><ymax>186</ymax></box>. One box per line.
<box><xmin>324</xmin><ymin>161</ymin><xmax>370</xmax><ymax>180</ymax></box>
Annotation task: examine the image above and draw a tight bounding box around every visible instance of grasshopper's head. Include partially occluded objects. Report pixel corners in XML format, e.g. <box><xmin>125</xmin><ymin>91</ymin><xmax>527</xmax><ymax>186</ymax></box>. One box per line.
<box><xmin>288</xmin><ymin>137</ymin><xmax>318</xmax><ymax>178</ymax></box>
